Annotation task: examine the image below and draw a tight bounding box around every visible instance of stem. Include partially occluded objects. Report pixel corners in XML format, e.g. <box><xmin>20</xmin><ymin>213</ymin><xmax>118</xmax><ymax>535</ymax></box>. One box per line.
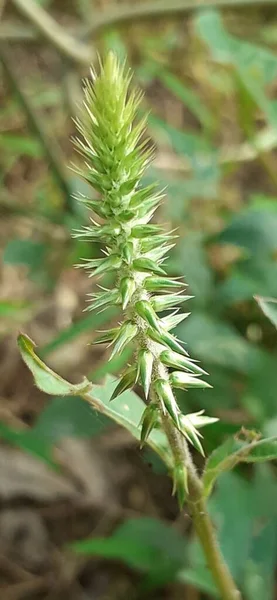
<box><xmin>11</xmin><ymin>0</ymin><xmax>94</xmax><ymax>64</ymax></box>
<box><xmin>162</xmin><ymin>416</ymin><xmax>242</xmax><ymax>600</ymax></box>
<box><xmin>120</xmin><ymin>269</ymin><xmax>241</xmax><ymax>599</ymax></box>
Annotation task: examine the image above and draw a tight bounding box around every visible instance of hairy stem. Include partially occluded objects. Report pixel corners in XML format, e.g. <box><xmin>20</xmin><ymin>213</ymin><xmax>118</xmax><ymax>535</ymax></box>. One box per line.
<box><xmin>118</xmin><ymin>259</ymin><xmax>241</xmax><ymax>599</ymax></box>
<box><xmin>162</xmin><ymin>416</ymin><xmax>242</xmax><ymax>600</ymax></box>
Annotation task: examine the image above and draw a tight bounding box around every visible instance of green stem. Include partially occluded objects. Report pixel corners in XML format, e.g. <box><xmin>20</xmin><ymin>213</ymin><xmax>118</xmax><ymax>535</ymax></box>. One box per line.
<box><xmin>118</xmin><ymin>262</ymin><xmax>241</xmax><ymax>599</ymax></box>
<box><xmin>162</xmin><ymin>416</ymin><xmax>242</xmax><ymax>600</ymax></box>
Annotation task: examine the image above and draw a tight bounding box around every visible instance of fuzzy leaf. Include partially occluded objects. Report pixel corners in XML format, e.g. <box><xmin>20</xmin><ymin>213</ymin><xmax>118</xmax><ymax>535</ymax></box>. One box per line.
<box><xmin>203</xmin><ymin>436</ymin><xmax>277</xmax><ymax>497</ymax></box>
<box><xmin>18</xmin><ymin>334</ymin><xmax>171</xmax><ymax>466</ymax></box>
<box><xmin>18</xmin><ymin>334</ymin><xmax>92</xmax><ymax>396</ymax></box>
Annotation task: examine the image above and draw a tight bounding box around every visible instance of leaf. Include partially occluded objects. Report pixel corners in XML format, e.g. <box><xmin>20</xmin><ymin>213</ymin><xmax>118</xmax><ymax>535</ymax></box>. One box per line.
<box><xmin>158</xmin><ymin>70</ymin><xmax>214</xmax><ymax>130</ymax></box>
<box><xmin>148</xmin><ymin>116</ymin><xmax>219</xmax><ymax>205</ymax></box>
<box><xmin>209</xmin><ymin>472</ymin><xmax>253</xmax><ymax>581</ymax></box>
<box><xmin>18</xmin><ymin>334</ymin><xmax>171</xmax><ymax>466</ymax></box>
<box><xmin>34</xmin><ymin>396</ymin><xmax>109</xmax><ymax>444</ymax></box>
<box><xmin>172</xmin><ymin>233</ymin><xmax>213</xmax><ymax>306</ymax></box>
<box><xmin>0</xmin><ymin>300</ymin><xmax>32</xmax><ymax>319</ymax></box>
<box><xmin>71</xmin><ymin>516</ymin><xmax>186</xmax><ymax>588</ymax></box>
<box><xmin>203</xmin><ymin>436</ymin><xmax>277</xmax><ymax>497</ymax></box>
<box><xmin>0</xmin><ymin>422</ymin><xmax>55</xmax><ymax>467</ymax></box>
<box><xmin>0</xmin><ymin>134</ymin><xmax>43</xmax><ymax>158</ymax></box>
<box><xmin>255</xmin><ymin>296</ymin><xmax>277</xmax><ymax>329</ymax></box>
<box><xmin>177</xmin><ymin>312</ymin><xmax>261</xmax><ymax>374</ymax></box>
<box><xmin>195</xmin><ymin>9</ymin><xmax>277</xmax><ymax>84</ymax></box>
<box><xmin>217</xmin><ymin>210</ymin><xmax>277</xmax><ymax>256</ymax></box>
<box><xmin>18</xmin><ymin>334</ymin><xmax>92</xmax><ymax>396</ymax></box>
<box><xmin>3</xmin><ymin>239</ymin><xmax>47</xmax><ymax>272</ymax></box>
<box><xmin>178</xmin><ymin>567</ymin><xmax>218</xmax><ymax>597</ymax></box>
<box><xmin>216</xmin><ymin>259</ymin><xmax>277</xmax><ymax>306</ymax></box>
<box><xmin>87</xmin><ymin>377</ymin><xmax>171</xmax><ymax>466</ymax></box>
<box><xmin>195</xmin><ymin>9</ymin><xmax>277</xmax><ymax>128</ymax></box>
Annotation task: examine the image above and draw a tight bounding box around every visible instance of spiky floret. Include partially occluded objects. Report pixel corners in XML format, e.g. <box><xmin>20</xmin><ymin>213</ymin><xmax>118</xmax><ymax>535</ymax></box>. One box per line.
<box><xmin>73</xmin><ymin>53</ymin><xmax>216</xmax><ymax>501</ymax></box>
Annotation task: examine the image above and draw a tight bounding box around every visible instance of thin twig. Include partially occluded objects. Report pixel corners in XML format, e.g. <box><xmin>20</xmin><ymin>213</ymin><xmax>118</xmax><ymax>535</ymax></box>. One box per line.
<box><xmin>0</xmin><ymin>44</ymin><xmax>74</xmax><ymax>213</ymax></box>
<box><xmin>12</xmin><ymin>0</ymin><xmax>94</xmax><ymax>64</ymax></box>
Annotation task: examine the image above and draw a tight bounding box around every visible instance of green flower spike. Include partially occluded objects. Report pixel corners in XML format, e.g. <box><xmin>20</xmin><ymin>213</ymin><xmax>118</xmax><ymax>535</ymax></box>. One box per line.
<box><xmin>73</xmin><ymin>52</ymin><xmax>216</xmax><ymax>506</ymax></box>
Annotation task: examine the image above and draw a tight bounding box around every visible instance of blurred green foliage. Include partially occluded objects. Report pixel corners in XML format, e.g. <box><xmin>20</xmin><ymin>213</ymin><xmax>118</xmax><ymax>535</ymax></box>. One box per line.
<box><xmin>2</xmin><ymin>2</ymin><xmax>277</xmax><ymax>598</ymax></box>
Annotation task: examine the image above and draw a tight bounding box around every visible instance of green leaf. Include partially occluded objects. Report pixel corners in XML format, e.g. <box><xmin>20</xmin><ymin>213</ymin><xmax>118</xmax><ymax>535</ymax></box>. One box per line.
<box><xmin>0</xmin><ymin>134</ymin><xmax>43</xmax><ymax>158</ymax></box>
<box><xmin>158</xmin><ymin>69</ymin><xmax>214</xmax><ymax>130</ymax></box>
<box><xmin>3</xmin><ymin>239</ymin><xmax>47</xmax><ymax>273</ymax></box>
<box><xmin>18</xmin><ymin>333</ymin><xmax>92</xmax><ymax>396</ymax></box>
<box><xmin>0</xmin><ymin>300</ymin><xmax>32</xmax><ymax>319</ymax></box>
<box><xmin>216</xmin><ymin>259</ymin><xmax>277</xmax><ymax>306</ymax></box>
<box><xmin>255</xmin><ymin>296</ymin><xmax>277</xmax><ymax>329</ymax></box>
<box><xmin>18</xmin><ymin>334</ymin><xmax>170</xmax><ymax>466</ymax></box>
<box><xmin>173</xmin><ymin>233</ymin><xmax>213</xmax><ymax>307</ymax></box>
<box><xmin>34</xmin><ymin>396</ymin><xmax>109</xmax><ymax>444</ymax></box>
<box><xmin>88</xmin><ymin>377</ymin><xmax>171</xmax><ymax>466</ymax></box>
<box><xmin>0</xmin><ymin>422</ymin><xmax>55</xmax><ymax>467</ymax></box>
<box><xmin>178</xmin><ymin>568</ymin><xmax>218</xmax><ymax>597</ymax></box>
<box><xmin>195</xmin><ymin>9</ymin><xmax>277</xmax><ymax>128</ymax></box>
<box><xmin>209</xmin><ymin>472</ymin><xmax>253</xmax><ymax>581</ymax></box>
<box><xmin>71</xmin><ymin>516</ymin><xmax>186</xmax><ymax>587</ymax></box>
<box><xmin>203</xmin><ymin>436</ymin><xmax>277</xmax><ymax>497</ymax></box>
<box><xmin>178</xmin><ymin>312</ymin><xmax>261</xmax><ymax>374</ymax></box>
<box><xmin>148</xmin><ymin>116</ymin><xmax>219</xmax><ymax>205</ymax></box>
<box><xmin>217</xmin><ymin>210</ymin><xmax>277</xmax><ymax>256</ymax></box>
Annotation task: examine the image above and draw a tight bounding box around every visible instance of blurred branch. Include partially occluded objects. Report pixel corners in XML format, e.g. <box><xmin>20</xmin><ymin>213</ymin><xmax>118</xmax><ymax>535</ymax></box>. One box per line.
<box><xmin>1</xmin><ymin>0</ymin><xmax>277</xmax><ymax>52</ymax></box>
<box><xmin>11</xmin><ymin>0</ymin><xmax>94</xmax><ymax>64</ymax></box>
<box><xmin>0</xmin><ymin>0</ymin><xmax>6</xmax><ymax>21</ymax></box>
<box><xmin>0</xmin><ymin>44</ymin><xmax>74</xmax><ymax>213</ymax></box>
<box><xmin>83</xmin><ymin>0</ymin><xmax>277</xmax><ymax>37</ymax></box>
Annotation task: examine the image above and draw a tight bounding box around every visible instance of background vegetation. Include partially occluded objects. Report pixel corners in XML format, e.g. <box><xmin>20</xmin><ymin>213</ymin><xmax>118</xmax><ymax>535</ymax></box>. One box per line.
<box><xmin>1</xmin><ymin>0</ymin><xmax>277</xmax><ymax>598</ymax></box>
